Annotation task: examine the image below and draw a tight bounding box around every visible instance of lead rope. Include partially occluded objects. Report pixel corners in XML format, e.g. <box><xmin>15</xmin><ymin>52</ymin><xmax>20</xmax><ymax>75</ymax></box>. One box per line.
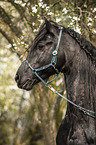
<box><xmin>34</xmin><ymin>71</ymin><xmax>95</xmax><ymax>119</ymax></box>
<box><xmin>47</xmin><ymin>85</ymin><xmax>95</xmax><ymax>119</ymax></box>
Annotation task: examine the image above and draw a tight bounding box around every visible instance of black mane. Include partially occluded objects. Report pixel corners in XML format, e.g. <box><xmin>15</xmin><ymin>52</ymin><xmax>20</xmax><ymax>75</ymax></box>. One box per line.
<box><xmin>65</xmin><ymin>27</ymin><xmax>96</xmax><ymax>62</ymax></box>
<box><xmin>48</xmin><ymin>20</ymin><xmax>96</xmax><ymax>64</ymax></box>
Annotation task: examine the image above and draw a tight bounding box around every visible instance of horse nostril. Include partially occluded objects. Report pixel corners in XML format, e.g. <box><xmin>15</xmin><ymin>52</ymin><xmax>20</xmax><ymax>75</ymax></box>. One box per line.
<box><xmin>15</xmin><ymin>74</ymin><xmax>20</xmax><ymax>82</ymax></box>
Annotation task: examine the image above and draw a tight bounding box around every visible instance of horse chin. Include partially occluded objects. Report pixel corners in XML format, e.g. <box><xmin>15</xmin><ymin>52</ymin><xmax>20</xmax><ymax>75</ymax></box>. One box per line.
<box><xmin>17</xmin><ymin>78</ymin><xmax>39</xmax><ymax>91</ymax></box>
<box><xmin>17</xmin><ymin>73</ymin><xmax>49</xmax><ymax>91</ymax></box>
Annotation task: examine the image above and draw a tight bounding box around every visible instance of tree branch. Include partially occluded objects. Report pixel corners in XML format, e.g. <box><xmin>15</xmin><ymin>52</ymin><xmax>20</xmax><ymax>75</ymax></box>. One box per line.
<box><xmin>7</xmin><ymin>0</ymin><xmax>33</xmax><ymax>29</ymax></box>
<box><xmin>0</xmin><ymin>28</ymin><xmax>21</xmax><ymax>58</ymax></box>
<box><xmin>0</xmin><ymin>6</ymin><xmax>22</xmax><ymax>38</ymax></box>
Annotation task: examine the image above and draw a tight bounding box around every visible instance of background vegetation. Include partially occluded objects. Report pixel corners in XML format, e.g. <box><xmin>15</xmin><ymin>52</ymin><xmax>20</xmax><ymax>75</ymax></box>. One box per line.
<box><xmin>0</xmin><ymin>0</ymin><xmax>96</xmax><ymax>145</ymax></box>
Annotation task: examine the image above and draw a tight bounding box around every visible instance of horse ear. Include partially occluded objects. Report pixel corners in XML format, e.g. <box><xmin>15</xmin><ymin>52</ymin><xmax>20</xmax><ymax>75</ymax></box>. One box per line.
<box><xmin>44</xmin><ymin>17</ymin><xmax>53</xmax><ymax>32</ymax></box>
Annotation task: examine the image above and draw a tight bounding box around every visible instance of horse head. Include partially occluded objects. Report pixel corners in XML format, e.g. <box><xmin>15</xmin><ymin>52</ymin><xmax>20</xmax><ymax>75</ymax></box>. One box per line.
<box><xmin>15</xmin><ymin>19</ymin><xmax>74</xmax><ymax>90</ymax></box>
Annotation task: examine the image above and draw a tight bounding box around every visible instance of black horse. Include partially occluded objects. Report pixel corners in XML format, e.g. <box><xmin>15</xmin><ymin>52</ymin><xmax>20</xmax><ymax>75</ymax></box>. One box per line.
<box><xmin>15</xmin><ymin>19</ymin><xmax>96</xmax><ymax>145</ymax></box>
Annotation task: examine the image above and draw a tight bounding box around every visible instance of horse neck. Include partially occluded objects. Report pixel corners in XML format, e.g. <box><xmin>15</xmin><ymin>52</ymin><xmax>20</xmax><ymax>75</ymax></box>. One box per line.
<box><xmin>63</xmin><ymin>49</ymin><xmax>96</xmax><ymax>117</ymax></box>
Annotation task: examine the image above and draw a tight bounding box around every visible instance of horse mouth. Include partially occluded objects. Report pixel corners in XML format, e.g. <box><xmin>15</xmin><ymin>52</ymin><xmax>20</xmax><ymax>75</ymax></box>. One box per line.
<box><xmin>16</xmin><ymin>71</ymin><xmax>48</xmax><ymax>91</ymax></box>
<box><xmin>17</xmin><ymin>79</ymin><xmax>37</xmax><ymax>90</ymax></box>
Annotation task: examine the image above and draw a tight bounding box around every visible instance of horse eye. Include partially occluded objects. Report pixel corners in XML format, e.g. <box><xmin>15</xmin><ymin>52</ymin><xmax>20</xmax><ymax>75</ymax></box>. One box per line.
<box><xmin>46</xmin><ymin>41</ymin><xmax>53</xmax><ymax>46</ymax></box>
<box><xmin>39</xmin><ymin>45</ymin><xmax>44</xmax><ymax>49</ymax></box>
<box><xmin>37</xmin><ymin>44</ymin><xmax>44</xmax><ymax>50</ymax></box>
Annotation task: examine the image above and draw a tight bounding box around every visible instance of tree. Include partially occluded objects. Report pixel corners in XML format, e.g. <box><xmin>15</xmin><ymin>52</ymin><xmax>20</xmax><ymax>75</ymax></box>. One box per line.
<box><xmin>0</xmin><ymin>0</ymin><xmax>96</xmax><ymax>56</ymax></box>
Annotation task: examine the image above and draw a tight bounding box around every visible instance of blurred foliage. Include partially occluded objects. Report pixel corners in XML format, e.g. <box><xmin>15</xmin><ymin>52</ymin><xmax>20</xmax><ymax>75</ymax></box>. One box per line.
<box><xmin>0</xmin><ymin>0</ymin><xmax>96</xmax><ymax>145</ymax></box>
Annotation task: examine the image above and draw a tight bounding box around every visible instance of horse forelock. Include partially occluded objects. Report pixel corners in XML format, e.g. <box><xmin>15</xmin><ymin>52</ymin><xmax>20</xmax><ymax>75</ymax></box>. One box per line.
<box><xmin>29</xmin><ymin>24</ymin><xmax>47</xmax><ymax>52</ymax></box>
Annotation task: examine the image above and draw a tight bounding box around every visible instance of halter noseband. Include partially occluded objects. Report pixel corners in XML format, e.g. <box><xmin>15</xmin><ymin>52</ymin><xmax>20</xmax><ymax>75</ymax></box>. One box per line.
<box><xmin>25</xmin><ymin>27</ymin><xmax>95</xmax><ymax>119</ymax></box>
